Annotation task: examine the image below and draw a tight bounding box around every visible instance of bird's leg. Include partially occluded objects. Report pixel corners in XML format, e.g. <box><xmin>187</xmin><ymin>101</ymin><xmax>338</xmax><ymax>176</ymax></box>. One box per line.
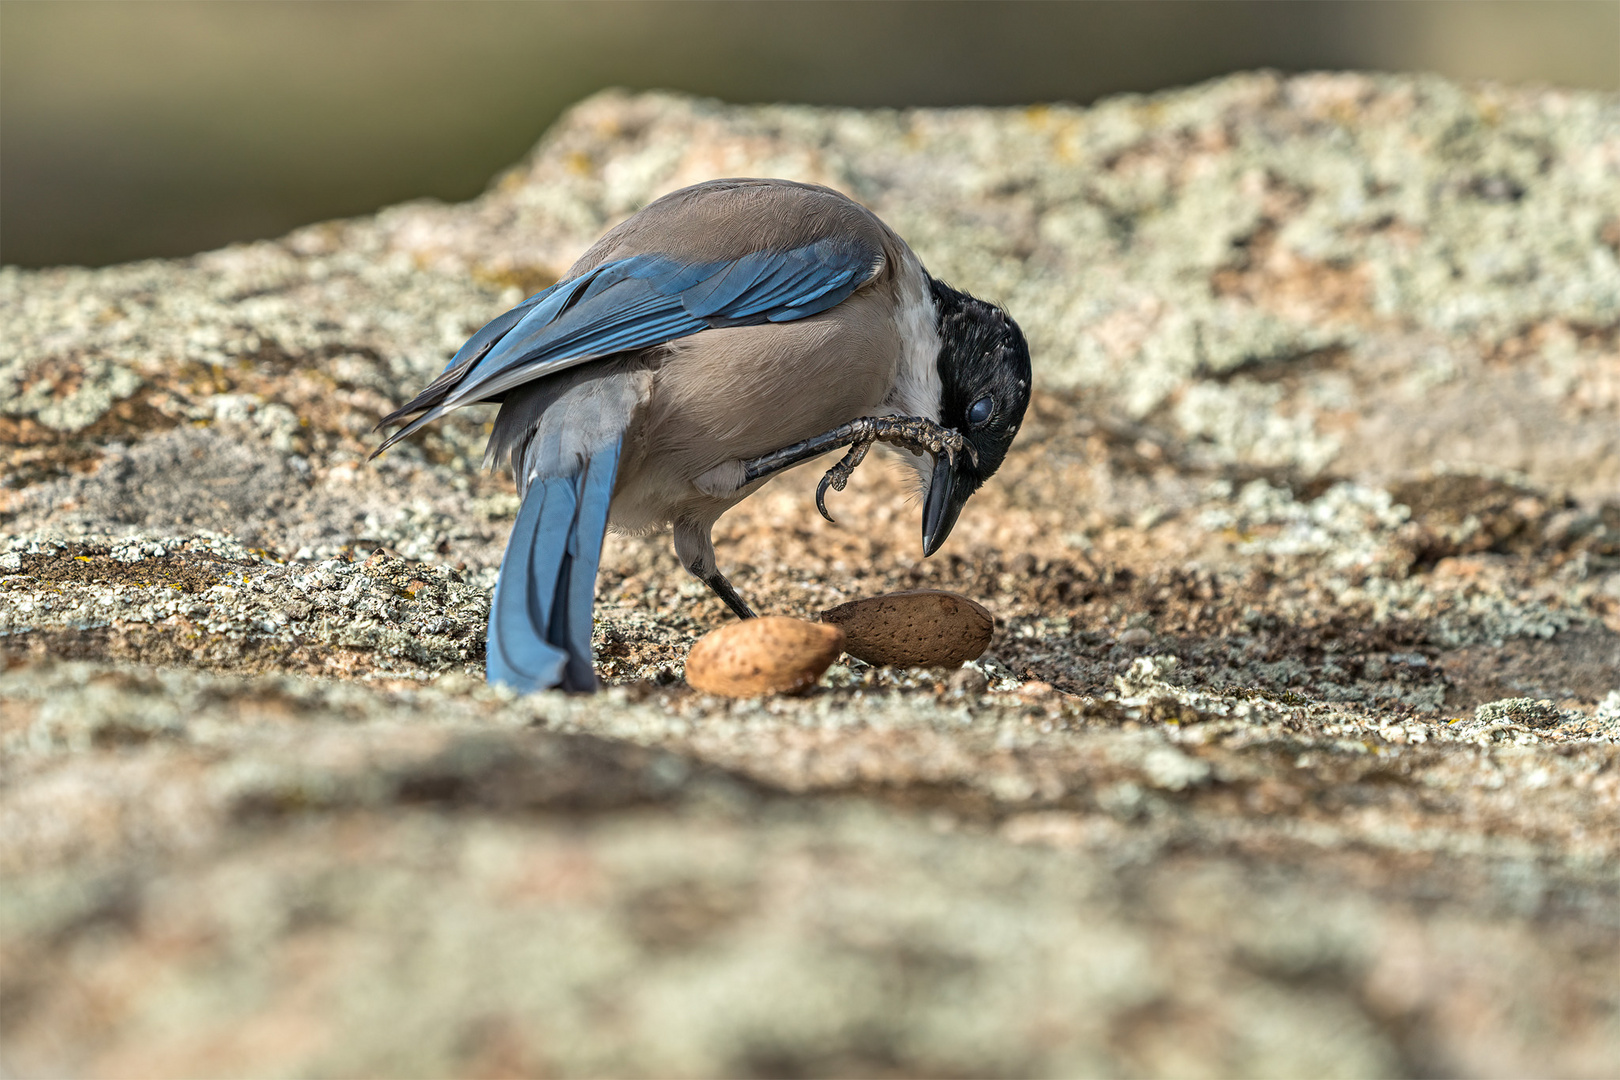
<box><xmin>701</xmin><ymin>568</ymin><xmax>757</xmax><ymax>620</ymax></box>
<box><xmin>675</xmin><ymin>522</ymin><xmax>757</xmax><ymax>620</ymax></box>
<box><xmin>741</xmin><ymin>415</ymin><xmax>973</xmax><ymax>482</ymax></box>
<box><xmin>740</xmin><ymin>415</ymin><xmax>975</xmax><ymax>523</ymax></box>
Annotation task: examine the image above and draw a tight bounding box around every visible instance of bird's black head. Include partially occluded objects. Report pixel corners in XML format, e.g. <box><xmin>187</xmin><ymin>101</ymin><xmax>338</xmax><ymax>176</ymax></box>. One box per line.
<box><xmin>922</xmin><ymin>278</ymin><xmax>1033</xmax><ymax>556</ymax></box>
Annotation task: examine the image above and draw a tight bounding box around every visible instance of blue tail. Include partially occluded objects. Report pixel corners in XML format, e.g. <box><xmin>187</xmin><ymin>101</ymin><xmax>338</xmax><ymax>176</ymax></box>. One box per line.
<box><xmin>485</xmin><ymin>439</ymin><xmax>622</xmax><ymax>693</ymax></box>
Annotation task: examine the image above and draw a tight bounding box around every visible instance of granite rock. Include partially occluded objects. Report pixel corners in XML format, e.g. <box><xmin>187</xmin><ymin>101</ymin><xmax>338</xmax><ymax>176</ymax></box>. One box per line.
<box><xmin>3</xmin><ymin>72</ymin><xmax>1619</xmax><ymax>1076</ymax></box>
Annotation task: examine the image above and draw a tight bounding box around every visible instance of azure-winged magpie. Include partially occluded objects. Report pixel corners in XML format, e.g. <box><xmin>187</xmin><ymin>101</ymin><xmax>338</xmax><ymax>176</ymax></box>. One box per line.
<box><xmin>377</xmin><ymin>178</ymin><xmax>1031</xmax><ymax>692</ymax></box>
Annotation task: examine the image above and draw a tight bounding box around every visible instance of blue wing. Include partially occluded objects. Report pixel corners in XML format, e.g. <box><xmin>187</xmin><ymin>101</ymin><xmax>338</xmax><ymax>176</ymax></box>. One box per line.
<box><xmin>375</xmin><ymin>237</ymin><xmax>880</xmax><ymax>452</ymax></box>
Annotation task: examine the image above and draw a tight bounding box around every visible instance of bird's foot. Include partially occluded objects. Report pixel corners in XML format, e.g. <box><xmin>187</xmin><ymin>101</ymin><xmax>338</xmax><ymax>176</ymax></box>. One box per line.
<box><xmin>858</xmin><ymin>415</ymin><xmax>976</xmax><ymax>469</ymax></box>
<box><xmin>813</xmin><ymin>416</ymin><xmax>972</xmax><ymax>523</ymax></box>
<box><xmin>740</xmin><ymin>414</ymin><xmax>975</xmax><ymax>522</ymax></box>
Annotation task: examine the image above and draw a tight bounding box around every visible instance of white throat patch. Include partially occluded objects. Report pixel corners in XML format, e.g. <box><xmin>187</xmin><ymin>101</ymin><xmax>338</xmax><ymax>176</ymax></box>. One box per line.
<box><xmin>881</xmin><ymin>256</ymin><xmax>945</xmax><ymax>489</ymax></box>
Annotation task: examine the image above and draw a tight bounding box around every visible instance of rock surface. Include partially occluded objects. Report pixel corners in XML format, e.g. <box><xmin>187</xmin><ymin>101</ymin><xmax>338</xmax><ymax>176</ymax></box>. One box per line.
<box><xmin>3</xmin><ymin>72</ymin><xmax>1619</xmax><ymax>1076</ymax></box>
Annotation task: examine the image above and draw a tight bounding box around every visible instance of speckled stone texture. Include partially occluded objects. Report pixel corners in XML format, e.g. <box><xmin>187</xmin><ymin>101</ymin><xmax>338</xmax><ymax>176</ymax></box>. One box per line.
<box><xmin>3</xmin><ymin>73</ymin><xmax>1619</xmax><ymax>1077</ymax></box>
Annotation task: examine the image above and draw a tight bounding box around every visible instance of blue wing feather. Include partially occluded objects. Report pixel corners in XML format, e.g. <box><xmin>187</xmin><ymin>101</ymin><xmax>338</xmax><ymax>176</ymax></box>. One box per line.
<box><xmin>445</xmin><ymin>294</ymin><xmax>541</xmax><ymax>371</ymax></box>
<box><xmin>398</xmin><ymin>241</ymin><xmax>877</xmax><ymax>422</ymax></box>
<box><xmin>680</xmin><ymin>252</ymin><xmax>781</xmax><ymax>315</ymax></box>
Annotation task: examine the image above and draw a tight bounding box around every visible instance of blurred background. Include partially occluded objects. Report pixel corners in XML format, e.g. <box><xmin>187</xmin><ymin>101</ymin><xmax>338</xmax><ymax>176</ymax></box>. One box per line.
<box><xmin>4</xmin><ymin>0</ymin><xmax>1617</xmax><ymax>269</ymax></box>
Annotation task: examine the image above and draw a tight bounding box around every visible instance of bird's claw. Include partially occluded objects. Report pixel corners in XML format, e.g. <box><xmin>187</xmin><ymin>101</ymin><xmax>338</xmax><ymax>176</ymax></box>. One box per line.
<box><xmin>815</xmin><ymin>440</ymin><xmax>872</xmax><ymax>522</ymax></box>
<box><xmin>814</xmin><ymin>473</ymin><xmax>838</xmax><ymax>522</ymax></box>
<box><xmin>814</xmin><ymin>415</ymin><xmax>973</xmax><ymax>523</ymax></box>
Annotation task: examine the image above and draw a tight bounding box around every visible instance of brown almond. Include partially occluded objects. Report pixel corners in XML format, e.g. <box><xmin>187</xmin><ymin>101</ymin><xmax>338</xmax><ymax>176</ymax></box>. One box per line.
<box><xmin>685</xmin><ymin>616</ymin><xmax>846</xmax><ymax>697</ymax></box>
<box><xmin>820</xmin><ymin>589</ymin><xmax>994</xmax><ymax>668</ymax></box>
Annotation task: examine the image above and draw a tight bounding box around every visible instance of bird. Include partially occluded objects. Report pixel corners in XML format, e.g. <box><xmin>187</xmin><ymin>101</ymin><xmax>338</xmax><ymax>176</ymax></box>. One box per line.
<box><xmin>376</xmin><ymin>178</ymin><xmax>1032</xmax><ymax>693</ymax></box>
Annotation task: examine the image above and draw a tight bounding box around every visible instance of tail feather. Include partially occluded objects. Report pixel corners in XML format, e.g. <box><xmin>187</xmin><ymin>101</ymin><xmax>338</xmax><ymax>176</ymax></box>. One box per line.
<box><xmin>486</xmin><ymin>439</ymin><xmax>623</xmax><ymax>693</ymax></box>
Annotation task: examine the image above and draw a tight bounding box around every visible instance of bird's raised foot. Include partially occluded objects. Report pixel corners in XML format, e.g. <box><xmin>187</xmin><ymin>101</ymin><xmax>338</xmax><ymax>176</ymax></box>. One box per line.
<box><xmin>741</xmin><ymin>413</ymin><xmax>975</xmax><ymax>523</ymax></box>
<box><xmin>812</xmin><ymin>415</ymin><xmax>974</xmax><ymax>523</ymax></box>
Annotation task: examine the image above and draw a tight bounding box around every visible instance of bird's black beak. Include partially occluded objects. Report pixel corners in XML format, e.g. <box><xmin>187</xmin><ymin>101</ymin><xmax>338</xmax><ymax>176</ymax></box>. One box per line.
<box><xmin>922</xmin><ymin>452</ymin><xmax>974</xmax><ymax>557</ymax></box>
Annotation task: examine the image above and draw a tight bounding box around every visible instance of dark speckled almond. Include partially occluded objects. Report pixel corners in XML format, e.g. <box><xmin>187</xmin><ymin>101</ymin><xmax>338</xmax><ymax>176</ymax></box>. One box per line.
<box><xmin>820</xmin><ymin>590</ymin><xmax>994</xmax><ymax>668</ymax></box>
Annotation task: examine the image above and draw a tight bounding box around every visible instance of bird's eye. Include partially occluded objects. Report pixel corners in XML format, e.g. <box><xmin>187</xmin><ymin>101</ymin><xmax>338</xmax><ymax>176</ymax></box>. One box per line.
<box><xmin>967</xmin><ymin>396</ymin><xmax>994</xmax><ymax>428</ymax></box>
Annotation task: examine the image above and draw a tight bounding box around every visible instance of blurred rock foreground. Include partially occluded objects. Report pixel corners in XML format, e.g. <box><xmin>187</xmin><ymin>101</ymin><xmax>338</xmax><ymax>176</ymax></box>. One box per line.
<box><xmin>2</xmin><ymin>72</ymin><xmax>1619</xmax><ymax>1076</ymax></box>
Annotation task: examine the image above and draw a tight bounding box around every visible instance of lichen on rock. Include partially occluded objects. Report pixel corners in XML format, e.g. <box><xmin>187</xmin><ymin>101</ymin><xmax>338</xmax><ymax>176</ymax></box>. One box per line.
<box><xmin>2</xmin><ymin>73</ymin><xmax>1618</xmax><ymax>1077</ymax></box>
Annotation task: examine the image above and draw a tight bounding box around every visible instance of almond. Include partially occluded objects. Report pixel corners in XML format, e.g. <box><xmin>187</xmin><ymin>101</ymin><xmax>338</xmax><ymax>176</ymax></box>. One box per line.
<box><xmin>820</xmin><ymin>589</ymin><xmax>994</xmax><ymax>668</ymax></box>
<box><xmin>685</xmin><ymin>616</ymin><xmax>845</xmax><ymax>697</ymax></box>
